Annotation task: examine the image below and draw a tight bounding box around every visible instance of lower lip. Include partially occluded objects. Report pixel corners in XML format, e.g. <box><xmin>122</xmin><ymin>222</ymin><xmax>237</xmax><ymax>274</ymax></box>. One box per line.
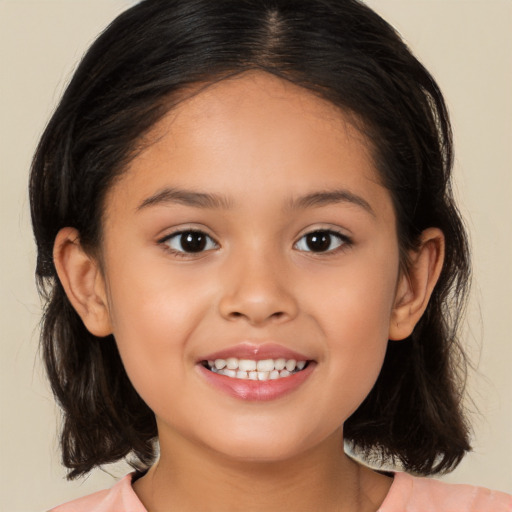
<box><xmin>197</xmin><ymin>363</ymin><xmax>316</xmax><ymax>401</ymax></box>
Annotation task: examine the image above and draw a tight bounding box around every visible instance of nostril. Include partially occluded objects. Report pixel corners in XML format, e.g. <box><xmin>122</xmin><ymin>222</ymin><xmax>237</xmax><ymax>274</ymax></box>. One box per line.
<box><xmin>226</xmin><ymin>310</ymin><xmax>287</xmax><ymax>324</ymax></box>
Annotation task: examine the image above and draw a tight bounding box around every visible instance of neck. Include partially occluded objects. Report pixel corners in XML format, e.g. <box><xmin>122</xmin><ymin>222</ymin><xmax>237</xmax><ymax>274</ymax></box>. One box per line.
<box><xmin>133</xmin><ymin>430</ymin><xmax>391</xmax><ymax>512</ymax></box>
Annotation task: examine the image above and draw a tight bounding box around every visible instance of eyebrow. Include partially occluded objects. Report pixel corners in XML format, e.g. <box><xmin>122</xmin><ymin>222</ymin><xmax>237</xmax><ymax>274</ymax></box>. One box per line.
<box><xmin>137</xmin><ymin>187</ymin><xmax>233</xmax><ymax>211</ymax></box>
<box><xmin>287</xmin><ymin>189</ymin><xmax>375</xmax><ymax>217</ymax></box>
<box><xmin>137</xmin><ymin>186</ymin><xmax>374</xmax><ymax>217</ymax></box>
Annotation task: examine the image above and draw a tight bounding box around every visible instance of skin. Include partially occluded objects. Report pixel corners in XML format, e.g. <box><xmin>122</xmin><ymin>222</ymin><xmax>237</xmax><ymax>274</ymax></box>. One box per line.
<box><xmin>54</xmin><ymin>72</ymin><xmax>444</xmax><ymax>511</ymax></box>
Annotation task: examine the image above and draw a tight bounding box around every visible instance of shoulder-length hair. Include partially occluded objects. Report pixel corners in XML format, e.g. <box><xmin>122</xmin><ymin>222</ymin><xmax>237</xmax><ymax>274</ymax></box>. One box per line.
<box><xmin>30</xmin><ymin>0</ymin><xmax>471</xmax><ymax>479</ymax></box>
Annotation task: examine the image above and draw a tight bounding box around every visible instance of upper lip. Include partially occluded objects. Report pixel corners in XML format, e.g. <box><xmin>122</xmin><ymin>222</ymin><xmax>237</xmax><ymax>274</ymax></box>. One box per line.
<box><xmin>198</xmin><ymin>342</ymin><xmax>312</xmax><ymax>363</ymax></box>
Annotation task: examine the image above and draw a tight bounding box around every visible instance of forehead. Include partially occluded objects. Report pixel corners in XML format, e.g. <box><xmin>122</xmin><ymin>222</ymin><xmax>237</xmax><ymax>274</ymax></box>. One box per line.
<box><xmin>107</xmin><ymin>71</ymin><xmax>386</xmax><ymax>215</ymax></box>
<box><xmin>167</xmin><ymin>72</ymin><xmax>360</xmax><ymax>136</ymax></box>
<box><xmin>145</xmin><ymin>72</ymin><xmax>373</xmax><ymax>162</ymax></box>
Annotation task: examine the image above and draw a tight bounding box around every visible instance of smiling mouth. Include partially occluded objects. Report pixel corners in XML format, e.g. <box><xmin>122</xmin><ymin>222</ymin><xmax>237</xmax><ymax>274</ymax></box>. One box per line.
<box><xmin>201</xmin><ymin>358</ymin><xmax>310</xmax><ymax>381</ymax></box>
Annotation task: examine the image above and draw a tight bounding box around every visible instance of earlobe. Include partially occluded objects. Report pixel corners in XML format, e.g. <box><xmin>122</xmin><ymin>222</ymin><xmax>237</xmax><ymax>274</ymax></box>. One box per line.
<box><xmin>53</xmin><ymin>227</ymin><xmax>112</xmax><ymax>337</ymax></box>
<box><xmin>389</xmin><ymin>228</ymin><xmax>445</xmax><ymax>341</ymax></box>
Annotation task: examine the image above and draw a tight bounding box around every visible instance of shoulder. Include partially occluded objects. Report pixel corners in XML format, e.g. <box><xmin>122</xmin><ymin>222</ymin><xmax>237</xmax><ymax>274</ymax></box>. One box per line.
<box><xmin>379</xmin><ymin>472</ymin><xmax>512</xmax><ymax>512</ymax></box>
<box><xmin>49</xmin><ymin>473</ymin><xmax>147</xmax><ymax>512</ymax></box>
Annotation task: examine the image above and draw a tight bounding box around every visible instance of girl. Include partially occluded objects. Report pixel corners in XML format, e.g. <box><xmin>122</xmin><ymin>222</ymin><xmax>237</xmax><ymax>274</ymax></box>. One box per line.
<box><xmin>29</xmin><ymin>0</ymin><xmax>511</xmax><ymax>510</ymax></box>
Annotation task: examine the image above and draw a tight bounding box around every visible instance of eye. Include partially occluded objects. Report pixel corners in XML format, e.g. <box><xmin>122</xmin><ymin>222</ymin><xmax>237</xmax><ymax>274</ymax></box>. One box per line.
<box><xmin>294</xmin><ymin>230</ymin><xmax>349</xmax><ymax>253</ymax></box>
<box><xmin>162</xmin><ymin>230</ymin><xmax>218</xmax><ymax>254</ymax></box>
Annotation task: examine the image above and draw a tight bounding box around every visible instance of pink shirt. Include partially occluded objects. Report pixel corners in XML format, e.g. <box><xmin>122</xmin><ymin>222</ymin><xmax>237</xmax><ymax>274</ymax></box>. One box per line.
<box><xmin>51</xmin><ymin>471</ymin><xmax>512</xmax><ymax>512</ymax></box>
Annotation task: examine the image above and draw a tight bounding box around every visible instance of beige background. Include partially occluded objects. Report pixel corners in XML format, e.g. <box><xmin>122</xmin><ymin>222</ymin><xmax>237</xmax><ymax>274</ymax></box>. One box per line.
<box><xmin>1</xmin><ymin>1</ymin><xmax>511</xmax><ymax>510</ymax></box>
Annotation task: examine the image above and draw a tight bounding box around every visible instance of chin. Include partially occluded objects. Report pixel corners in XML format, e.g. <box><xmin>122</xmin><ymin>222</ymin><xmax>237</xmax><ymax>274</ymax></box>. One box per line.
<box><xmin>202</xmin><ymin>424</ymin><xmax>324</xmax><ymax>465</ymax></box>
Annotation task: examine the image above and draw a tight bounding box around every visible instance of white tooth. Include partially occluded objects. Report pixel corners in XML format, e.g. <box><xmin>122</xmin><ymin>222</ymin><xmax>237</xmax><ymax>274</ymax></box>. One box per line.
<box><xmin>217</xmin><ymin>369</ymin><xmax>226</xmax><ymax>376</ymax></box>
<box><xmin>256</xmin><ymin>359</ymin><xmax>274</xmax><ymax>372</ymax></box>
<box><xmin>248</xmin><ymin>371</ymin><xmax>258</xmax><ymax>380</ymax></box>
<box><xmin>280</xmin><ymin>369</ymin><xmax>291</xmax><ymax>378</ymax></box>
<box><xmin>236</xmin><ymin>370</ymin><xmax>248</xmax><ymax>379</ymax></box>
<box><xmin>285</xmin><ymin>359</ymin><xmax>297</xmax><ymax>372</ymax></box>
<box><xmin>211</xmin><ymin>367</ymin><xmax>219</xmax><ymax>373</ymax></box>
<box><xmin>297</xmin><ymin>361</ymin><xmax>306</xmax><ymax>370</ymax></box>
<box><xmin>257</xmin><ymin>371</ymin><xmax>269</xmax><ymax>381</ymax></box>
<box><xmin>239</xmin><ymin>359</ymin><xmax>257</xmax><ymax>372</ymax></box>
<box><xmin>208</xmin><ymin>360</ymin><xmax>215</xmax><ymax>367</ymax></box>
<box><xmin>226</xmin><ymin>357</ymin><xmax>239</xmax><ymax>370</ymax></box>
<box><xmin>224</xmin><ymin>369</ymin><xmax>237</xmax><ymax>378</ymax></box>
<box><xmin>269</xmin><ymin>370</ymin><xmax>280</xmax><ymax>380</ymax></box>
<box><xmin>214</xmin><ymin>359</ymin><xmax>227</xmax><ymax>370</ymax></box>
<box><xmin>274</xmin><ymin>358</ymin><xmax>286</xmax><ymax>370</ymax></box>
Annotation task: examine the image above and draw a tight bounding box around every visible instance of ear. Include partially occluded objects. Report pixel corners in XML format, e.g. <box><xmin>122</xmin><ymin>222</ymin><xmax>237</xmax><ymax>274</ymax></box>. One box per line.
<box><xmin>53</xmin><ymin>227</ymin><xmax>112</xmax><ymax>337</ymax></box>
<box><xmin>389</xmin><ymin>228</ymin><xmax>445</xmax><ymax>341</ymax></box>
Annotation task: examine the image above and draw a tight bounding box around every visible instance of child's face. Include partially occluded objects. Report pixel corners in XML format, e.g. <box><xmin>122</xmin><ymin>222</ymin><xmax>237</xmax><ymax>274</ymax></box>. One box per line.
<box><xmin>97</xmin><ymin>72</ymin><xmax>404</xmax><ymax>461</ymax></box>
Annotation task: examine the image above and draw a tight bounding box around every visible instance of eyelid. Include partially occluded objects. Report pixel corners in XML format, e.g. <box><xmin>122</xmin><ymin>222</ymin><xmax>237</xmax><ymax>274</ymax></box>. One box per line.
<box><xmin>156</xmin><ymin>225</ymin><xmax>352</xmax><ymax>257</ymax></box>
<box><xmin>156</xmin><ymin>223</ymin><xmax>217</xmax><ymax>242</ymax></box>
<box><xmin>158</xmin><ymin>227</ymin><xmax>219</xmax><ymax>256</ymax></box>
<box><xmin>293</xmin><ymin>227</ymin><xmax>353</xmax><ymax>254</ymax></box>
<box><xmin>294</xmin><ymin>224</ymin><xmax>352</xmax><ymax>242</ymax></box>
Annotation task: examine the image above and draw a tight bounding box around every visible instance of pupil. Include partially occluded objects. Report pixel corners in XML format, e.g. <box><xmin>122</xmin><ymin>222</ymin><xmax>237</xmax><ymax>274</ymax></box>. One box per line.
<box><xmin>306</xmin><ymin>232</ymin><xmax>331</xmax><ymax>252</ymax></box>
<box><xmin>181</xmin><ymin>232</ymin><xmax>206</xmax><ymax>252</ymax></box>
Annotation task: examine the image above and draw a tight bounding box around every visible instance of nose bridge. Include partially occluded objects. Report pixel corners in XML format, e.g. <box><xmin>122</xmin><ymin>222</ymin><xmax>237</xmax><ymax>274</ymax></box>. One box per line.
<box><xmin>218</xmin><ymin>242</ymin><xmax>298</xmax><ymax>325</ymax></box>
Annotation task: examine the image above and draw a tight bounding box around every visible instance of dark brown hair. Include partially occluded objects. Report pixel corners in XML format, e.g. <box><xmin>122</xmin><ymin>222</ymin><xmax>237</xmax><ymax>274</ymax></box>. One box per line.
<box><xmin>30</xmin><ymin>0</ymin><xmax>471</xmax><ymax>479</ymax></box>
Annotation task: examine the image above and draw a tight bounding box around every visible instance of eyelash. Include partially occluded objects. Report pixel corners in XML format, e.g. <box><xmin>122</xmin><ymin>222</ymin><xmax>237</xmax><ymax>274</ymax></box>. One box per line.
<box><xmin>159</xmin><ymin>230</ymin><xmax>218</xmax><ymax>258</ymax></box>
<box><xmin>158</xmin><ymin>229</ymin><xmax>352</xmax><ymax>257</ymax></box>
<box><xmin>294</xmin><ymin>229</ymin><xmax>352</xmax><ymax>255</ymax></box>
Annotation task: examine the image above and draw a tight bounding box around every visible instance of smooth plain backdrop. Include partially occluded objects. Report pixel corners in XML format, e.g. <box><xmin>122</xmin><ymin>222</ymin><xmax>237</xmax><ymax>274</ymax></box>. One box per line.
<box><xmin>1</xmin><ymin>1</ymin><xmax>511</xmax><ymax>510</ymax></box>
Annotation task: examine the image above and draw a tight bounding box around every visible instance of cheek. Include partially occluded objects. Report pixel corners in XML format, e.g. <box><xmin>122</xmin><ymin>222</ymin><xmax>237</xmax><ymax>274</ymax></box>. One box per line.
<box><xmin>306</xmin><ymin>250</ymin><xmax>398</xmax><ymax>341</ymax></box>
<box><xmin>102</xmin><ymin>260</ymin><xmax>213</xmax><ymax>402</ymax></box>
<box><xmin>303</xmin><ymin>249</ymin><xmax>398</xmax><ymax>414</ymax></box>
<box><xmin>105</xmin><ymin>251</ymin><xmax>214</xmax><ymax>340</ymax></box>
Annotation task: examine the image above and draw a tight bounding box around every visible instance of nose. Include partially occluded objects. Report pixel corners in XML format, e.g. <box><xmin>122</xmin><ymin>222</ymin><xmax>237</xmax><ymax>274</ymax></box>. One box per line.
<box><xmin>218</xmin><ymin>251</ymin><xmax>299</xmax><ymax>326</ymax></box>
